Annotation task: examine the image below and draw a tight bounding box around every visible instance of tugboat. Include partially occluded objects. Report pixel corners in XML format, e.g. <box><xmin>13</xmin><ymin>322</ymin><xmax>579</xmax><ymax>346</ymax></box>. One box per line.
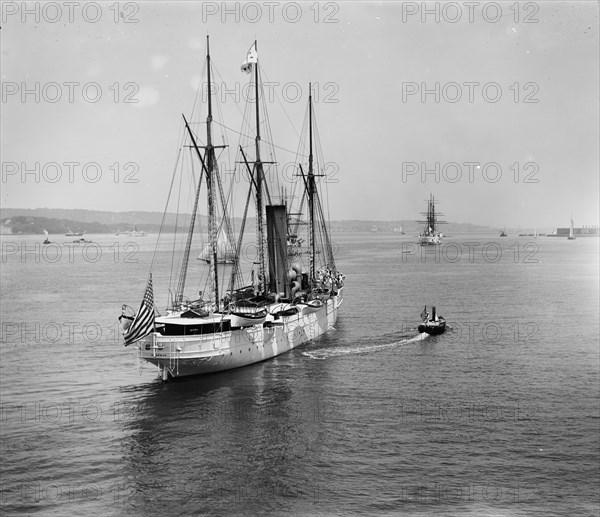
<box><xmin>418</xmin><ymin>305</ymin><xmax>446</xmax><ymax>335</ymax></box>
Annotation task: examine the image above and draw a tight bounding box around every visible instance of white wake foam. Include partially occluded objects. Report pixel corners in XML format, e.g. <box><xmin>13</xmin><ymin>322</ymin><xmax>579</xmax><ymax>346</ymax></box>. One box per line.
<box><xmin>302</xmin><ymin>332</ymin><xmax>430</xmax><ymax>360</ymax></box>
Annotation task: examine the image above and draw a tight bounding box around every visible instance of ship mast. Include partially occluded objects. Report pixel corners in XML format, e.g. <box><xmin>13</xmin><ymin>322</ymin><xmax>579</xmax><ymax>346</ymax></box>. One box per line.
<box><xmin>308</xmin><ymin>83</ymin><xmax>316</xmax><ymax>284</ymax></box>
<box><xmin>178</xmin><ymin>36</ymin><xmax>220</xmax><ymax>310</ymax></box>
<box><xmin>205</xmin><ymin>36</ymin><xmax>219</xmax><ymax>309</ymax></box>
<box><xmin>253</xmin><ymin>40</ymin><xmax>267</xmax><ymax>294</ymax></box>
<box><xmin>429</xmin><ymin>193</ymin><xmax>435</xmax><ymax>234</ymax></box>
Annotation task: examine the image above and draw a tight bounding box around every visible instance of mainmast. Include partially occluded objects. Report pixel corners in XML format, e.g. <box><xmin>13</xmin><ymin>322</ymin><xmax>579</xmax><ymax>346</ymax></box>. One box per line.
<box><xmin>253</xmin><ymin>40</ymin><xmax>267</xmax><ymax>294</ymax></box>
<box><xmin>308</xmin><ymin>83</ymin><xmax>316</xmax><ymax>284</ymax></box>
<box><xmin>205</xmin><ymin>36</ymin><xmax>219</xmax><ymax>309</ymax></box>
<box><xmin>428</xmin><ymin>193</ymin><xmax>435</xmax><ymax>234</ymax></box>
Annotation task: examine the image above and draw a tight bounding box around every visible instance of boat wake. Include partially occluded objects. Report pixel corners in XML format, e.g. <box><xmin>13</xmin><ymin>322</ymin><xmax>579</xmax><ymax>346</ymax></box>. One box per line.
<box><xmin>302</xmin><ymin>332</ymin><xmax>430</xmax><ymax>360</ymax></box>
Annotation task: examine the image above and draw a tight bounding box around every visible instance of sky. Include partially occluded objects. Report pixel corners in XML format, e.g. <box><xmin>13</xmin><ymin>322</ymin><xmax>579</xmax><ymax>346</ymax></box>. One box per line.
<box><xmin>1</xmin><ymin>1</ymin><xmax>598</xmax><ymax>229</ymax></box>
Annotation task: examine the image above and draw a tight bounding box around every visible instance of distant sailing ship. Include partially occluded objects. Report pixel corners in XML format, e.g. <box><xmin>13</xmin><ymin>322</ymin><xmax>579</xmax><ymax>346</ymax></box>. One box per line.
<box><xmin>568</xmin><ymin>214</ymin><xmax>576</xmax><ymax>240</ymax></box>
<box><xmin>197</xmin><ymin>226</ymin><xmax>236</xmax><ymax>263</ymax></box>
<box><xmin>65</xmin><ymin>227</ymin><xmax>84</xmax><ymax>237</ymax></box>
<box><xmin>118</xmin><ymin>39</ymin><xmax>344</xmax><ymax>380</ymax></box>
<box><xmin>417</xmin><ymin>194</ymin><xmax>445</xmax><ymax>245</ymax></box>
<box><xmin>43</xmin><ymin>229</ymin><xmax>50</xmax><ymax>244</ymax></box>
<box><xmin>500</xmin><ymin>228</ymin><xmax>507</xmax><ymax>237</ymax></box>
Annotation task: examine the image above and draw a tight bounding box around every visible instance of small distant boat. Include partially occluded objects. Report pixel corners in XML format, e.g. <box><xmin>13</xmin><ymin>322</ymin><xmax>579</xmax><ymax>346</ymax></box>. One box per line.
<box><xmin>500</xmin><ymin>229</ymin><xmax>507</xmax><ymax>237</ymax></box>
<box><xmin>65</xmin><ymin>227</ymin><xmax>85</xmax><ymax>237</ymax></box>
<box><xmin>116</xmin><ymin>226</ymin><xmax>147</xmax><ymax>237</ymax></box>
<box><xmin>43</xmin><ymin>229</ymin><xmax>51</xmax><ymax>244</ymax></box>
<box><xmin>568</xmin><ymin>214</ymin><xmax>576</xmax><ymax>240</ymax></box>
<box><xmin>418</xmin><ymin>305</ymin><xmax>446</xmax><ymax>335</ymax></box>
<box><xmin>73</xmin><ymin>237</ymin><xmax>92</xmax><ymax>244</ymax></box>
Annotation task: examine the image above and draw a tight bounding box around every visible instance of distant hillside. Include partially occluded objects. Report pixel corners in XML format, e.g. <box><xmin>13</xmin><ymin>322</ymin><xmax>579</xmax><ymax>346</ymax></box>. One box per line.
<box><xmin>1</xmin><ymin>216</ymin><xmax>113</xmax><ymax>235</ymax></box>
<box><xmin>0</xmin><ymin>208</ymin><xmax>193</xmax><ymax>227</ymax></box>
<box><xmin>0</xmin><ymin>208</ymin><xmax>495</xmax><ymax>235</ymax></box>
<box><xmin>0</xmin><ymin>208</ymin><xmax>203</xmax><ymax>234</ymax></box>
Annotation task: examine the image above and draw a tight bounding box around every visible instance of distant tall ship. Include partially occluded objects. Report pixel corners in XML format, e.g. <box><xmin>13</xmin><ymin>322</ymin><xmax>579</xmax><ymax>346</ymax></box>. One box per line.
<box><xmin>197</xmin><ymin>226</ymin><xmax>236</xmax><ymax>263</ymax></box>
<box><xmin>417</xmin><ymin>194</ymin><xmax>445</xmax><ymax>245</ymax></box>
<box><xmin>568</xmin><ymin>214</ymin><xmax>576</xmax><ymax>240</ymax></box>
<box><xmin>117</xmin><ymin>39</ymin><xmax>344</xmax><ymax>381</ymax></box>
<box><xmin>65</xmin><ymin>227</ymin><xmax>85</xmax><ymax>237</ymax></box>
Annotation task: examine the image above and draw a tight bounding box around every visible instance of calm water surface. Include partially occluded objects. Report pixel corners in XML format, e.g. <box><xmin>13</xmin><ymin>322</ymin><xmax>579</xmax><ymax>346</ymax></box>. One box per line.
<box><xmin>1</xmin><ymin>232</ymin><xmax>599</xmax><ymax>516</ymax></box>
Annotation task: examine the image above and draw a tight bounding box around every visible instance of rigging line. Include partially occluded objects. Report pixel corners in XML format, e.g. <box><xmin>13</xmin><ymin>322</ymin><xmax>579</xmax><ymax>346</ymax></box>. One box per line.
<box><xmin>228</xmin><ymin>160</ymin><xmax>254</xmax><ymax>293</ymax></box>
<box><xmin>260</xmin><ymin>67</ymin><xmax>303</xmax><ymax>144</ymax></box>
<box><xmin>289</xmin><ymin>105</ymin><xmax>310</xmax><ymax>209</ymax></box>
<box><xmin>169</xmin><ymin>148</ymin><xmax>187</xmax><ymax>298</ymax></box>
<box><xmin>311</xmin><ymin>107</ymin><xmax>334</xmax><ymax>234</ymax></box>
<box><xmin>151</xmin><ymin>133</ymin><xmax>184</xmax><ymax>271</ymax></box>
<box><xmin>213</xmin><ymin>120</ymin><xmax>308</xmax><ymax>158</ymax></box>
<box><xmin>315</xmin><ymin>189</ymin><xmax>335</xmax><ymax>268</ymax></box>
<box><xmin>211</xmin><ymin>61</ymin><xmax>254</xmax><ymax>122</ymax></box>
<box><xmin>175</xmin><ymin>148</ymin><xmax>204</xmax><ymax>301</ymax></box>
<box><xmin>189</xmin><ymin>57</ymin><xmax>209</xmax><ymax>127</ymax></box>
<box><xmin>212</xmin><ymin>160</ymin><xmax>237</xmax><ymax>260</ymax></box>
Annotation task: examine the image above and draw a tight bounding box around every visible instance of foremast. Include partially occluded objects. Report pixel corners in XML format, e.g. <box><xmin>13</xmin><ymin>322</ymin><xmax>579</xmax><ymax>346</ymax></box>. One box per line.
<box><xmin>253</xmin><ymin>41</ymin><xmax>267</xmax><ymax>296</ymax></box>
<box><xmin>177</xmin><ymin>36</ymin><xmax>223</xmax><ymax>311</ymax></box>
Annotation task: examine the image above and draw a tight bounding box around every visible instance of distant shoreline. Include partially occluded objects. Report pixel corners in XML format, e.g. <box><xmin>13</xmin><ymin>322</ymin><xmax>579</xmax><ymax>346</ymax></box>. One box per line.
<box><xmin>1</xmin><ymin>207</ymin><xmax>586</xmax><ymax>236</ymax></box>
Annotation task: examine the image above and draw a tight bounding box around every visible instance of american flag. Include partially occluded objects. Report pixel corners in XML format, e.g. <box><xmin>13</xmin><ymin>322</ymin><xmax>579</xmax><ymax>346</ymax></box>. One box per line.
<box><xmin>124</xmin><ymin>274</ymin><xmax>155</xmax><ymax>347</ymax></box>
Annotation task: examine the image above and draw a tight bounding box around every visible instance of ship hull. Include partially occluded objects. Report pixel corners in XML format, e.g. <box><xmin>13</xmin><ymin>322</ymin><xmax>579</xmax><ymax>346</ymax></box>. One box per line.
<box><xmin>418</xmin><ymin>319</ymin><xmax>446</xmax><ymax>335</ymax></box>
<box><xmin>137</xmin><ymin>290</ymin><xmax>343</xmax><ymax>379</ymax></box>
<box><xmin>419</xmin><ymin>235</ymin><xmax>442</xmax><ymax>245</ymax></box>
